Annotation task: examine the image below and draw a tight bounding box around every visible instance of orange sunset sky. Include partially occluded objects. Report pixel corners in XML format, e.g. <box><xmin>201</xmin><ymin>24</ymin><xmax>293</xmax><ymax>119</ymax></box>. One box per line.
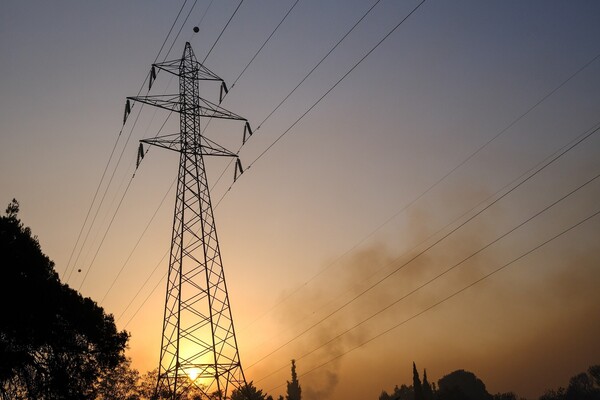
<box><xmin>1</xmin><ymin>1</ymin><xmax>600</xmax><ymax>399</ymax></box>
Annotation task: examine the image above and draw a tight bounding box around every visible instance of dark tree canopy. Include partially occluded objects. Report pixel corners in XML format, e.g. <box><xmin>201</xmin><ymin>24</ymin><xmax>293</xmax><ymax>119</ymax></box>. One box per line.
<box><xmin>422</xmin><ymin>369</ymin><xmax>434</xmax><ymax>400</ymax></box>
<box><xmin>413</xmin><ymin>362</ymin><xmax>424</xmax><ymax>400</ymax></box>
<box><xmin>231</xmin><ymin>381</ymin><xmax>268</xmax><ymax>400</ymax></box>
<box><xmin>0</xmin><ymin>199</ymin><xmax>129</xmax><ymax>399</ymax></box>
<box><xmin>437</xmin><ymin>369</ymin><xmax>492</xmax><ymax>400</ymax></box>
<box><xmin>286</xmin><ymin>359</ymin><xmax>302</xmax><ymax>400</ymax></box>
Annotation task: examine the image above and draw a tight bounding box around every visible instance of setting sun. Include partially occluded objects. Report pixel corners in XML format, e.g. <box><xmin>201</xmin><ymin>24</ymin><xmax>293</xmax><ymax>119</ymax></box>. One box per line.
<box><xmin>186</xmin><ymin>367</ymin><xmax>201</xmax><ymax>382</ymax></box>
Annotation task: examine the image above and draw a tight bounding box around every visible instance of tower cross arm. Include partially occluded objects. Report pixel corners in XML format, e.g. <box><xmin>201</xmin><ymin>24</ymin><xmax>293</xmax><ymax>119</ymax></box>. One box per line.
<box><xmin>141</xmin><ymin>134</ymin><xmax>238</xmax><ymax>158</ymax></box>
<box><xmin>128</xmin><ymin>94</ymin><xmax>180</xmax><ymax>113</ymax></box>
<box><xmin>128</xmin><ymin>95</ymin><xmax>246</xmax><ymax>121</ymax></box>
<box><xmin>153</xmin><ymin>59</ymin><xmax>223</xmax><ymax>82</ymax></box>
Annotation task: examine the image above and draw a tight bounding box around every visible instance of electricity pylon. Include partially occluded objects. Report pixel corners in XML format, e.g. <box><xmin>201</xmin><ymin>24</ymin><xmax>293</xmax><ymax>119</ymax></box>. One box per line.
<box><xmin>127</xmin><ymin>42</ymin><xmax>251</xmax><ymax>399</ymax></box>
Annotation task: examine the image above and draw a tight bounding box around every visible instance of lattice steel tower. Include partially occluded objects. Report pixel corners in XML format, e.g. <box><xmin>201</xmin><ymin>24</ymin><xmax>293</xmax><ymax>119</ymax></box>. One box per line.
<box><xmin>127</xmin><ymin>42</ymin><xmax>251</xmax><ymax>399</ymax></box>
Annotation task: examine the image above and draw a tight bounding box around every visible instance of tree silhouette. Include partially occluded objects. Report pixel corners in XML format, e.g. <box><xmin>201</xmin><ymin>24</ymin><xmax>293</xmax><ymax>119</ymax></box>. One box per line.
<box><xmin>286</xmin><ymin>359</ymin><xmax>301</xmax><ymax>400</ymax></box>
<box><xmin>95</xmin><ymin>357</ymin><xmax>140</xmax><ymax>400</ymax></box>
<box><xmin>423</xmin><ymin>369</ymin><xmax>434</xmax><ymax>400</ymax></box>
<box><xmin>437</xmin><ymin>369</ymin><xmax>492</xmax><ymax>400</ymax></box>
<box><xmin>0</xmin><ymin>199</ymin><xmax>129</xmax><ymax>399</ymax></box>
<box><xmin>413</xmin><ymin>362</ymin><xmax>424</xmax><ymax>400</ymax></box>
<box><xmin>539</xmin><ymin>364</ymin><xmax>600</xmax><ymax>400</ymax></box>
<box><xmin>492</xmin><ymin>392</ymin><xmax>519</xmax><ymax>400</ymax></box>
<box><xmin>231</xmin><ymin>381</ymin><xmax>268</xmax><ymax>400</ymax></box>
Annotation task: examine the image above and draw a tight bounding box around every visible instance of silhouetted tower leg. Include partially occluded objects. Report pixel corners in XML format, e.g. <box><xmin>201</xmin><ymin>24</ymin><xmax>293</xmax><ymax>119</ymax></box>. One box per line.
<box><xmin>128</xmin><ymin>42</ymin><xmax>250</xmax><ymax>399</ymax></box>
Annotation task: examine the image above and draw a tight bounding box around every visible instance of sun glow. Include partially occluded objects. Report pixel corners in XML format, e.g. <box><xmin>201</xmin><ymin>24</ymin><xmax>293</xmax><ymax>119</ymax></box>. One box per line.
<box><xmin>186</xmin><ymin>367</ymin><xmax>201</xmax><ymax>382</ymax></box>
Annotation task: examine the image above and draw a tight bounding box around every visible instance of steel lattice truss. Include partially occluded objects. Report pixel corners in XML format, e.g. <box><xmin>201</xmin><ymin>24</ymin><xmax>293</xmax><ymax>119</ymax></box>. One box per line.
<box><xmin>129</xmin><ymin>42</ymin><xmax>248</xmax><ymax>400</ymax></box>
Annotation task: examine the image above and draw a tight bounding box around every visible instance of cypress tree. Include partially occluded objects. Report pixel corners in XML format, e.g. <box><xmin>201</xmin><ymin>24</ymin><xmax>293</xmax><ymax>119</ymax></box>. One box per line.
<box><xmin>286</xmin><ymin>359</ymin><xmax>302</xmax><ymax>400</ymax></box>
<box><xmin>413</xmin><ymin>362</ymin><xmax>424</xmax><ymax>400</ymax></box>
<box><xmin>422</xmin><ymin>369</ymin><xmax>434</xmax><ymax>400</ymax></box>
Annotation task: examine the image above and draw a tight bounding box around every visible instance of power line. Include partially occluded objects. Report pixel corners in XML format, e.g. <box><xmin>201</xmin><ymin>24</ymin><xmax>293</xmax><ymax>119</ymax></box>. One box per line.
<box><xmin>66</xmin><ymin>105</ymin><xmax>146</xmax><ymax>283</ymax></box>
<box><xmin>62</xmin><ymin>0</ymin><xmax>195</xmax><ymax>281</ymax></box>
<box><xmin>163</xmin><ymin>0</ymin><xmax>200</xmax><ymax>62</ymax></box>
<box><xmin>245</xmin><ymin>120</ymin><xmax>600</xmax><ymax>370</ymax></box>
<box><xmin>237</xmin><ymin>119</ymin><xmax>599</xmax><ymax>353</ymax></box>
<box><xmin>123</xmin><ymin>270</ymin><xmax>167</xmax><ymax>329</ymax></box>
<box><xmin>232</xmin><ymin>48</ymin><xmax>600</xmax><ymax>333</ymax></box>
<box><xmin>208</xmin><ymin>0</ymin><xmax>382</xmax><ymax>194</ymax></box>
<box><xmin>250</xmin><ymin>0</ymin><xmax>425</xmax><ymax>163</ymax></box>
<box><xmin>213</xmin><ymin>0</ymin><xmax>427</xmax><ymax>209</ymax></box>
<box><xmin>154</xmin><ymin>0</ymin><xmax>190</xmax><ymax>64</ymax></box>
<box><xmin>255</xmin><ymin>0</ymin><xmax>384</xmax><ymax>131</ymax></box>
<box><xmin>199</xmin><ymin>0</ymin><xmax>302</xmax><ymax>191</ymax></box>
<box><xmin>77</xmin><ymin>170</ymin><xmax>137</xmax><ymax>291</ymax></box>
<box><xmin>100</xmin><ymin>177</ymin><xmax>176</xmax><ymax>304</ymax></box>
<box><xmin>230</xmin><ymin>0</ymin><xmax>301</xmax><ymax>91</ymax></box>
<box><xmin>255</xmin><ymin>168</ymin><xmax>600</xmax><ymax>383</ymax></box>
<box><xmin>202</xmin><ymin>0</ymin><xmax>245</xmax><ymax>64</ymax></box>
<box><xmin>266</xmin><ymin>207</ymin><xmax>600</xmax><ymax>391</ymax></box>
<box><xmin>116</xmin><ymin>251</ymin><xmax>169</xmax><ymax>325</ymax></box>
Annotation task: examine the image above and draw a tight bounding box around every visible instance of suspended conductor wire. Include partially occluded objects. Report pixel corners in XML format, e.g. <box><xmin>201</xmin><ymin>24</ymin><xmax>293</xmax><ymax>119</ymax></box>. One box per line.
<box><xmin>255</xmin><ymin>169</ymin><xmax>600</xmax><ymax>383</ymax></box>
<box><xmin>194</xmin><ymin>0</ymin><xmax>215</xmax><ymax>33</ymax></box>
<box><xmin>154</xmin><ymin>0</ymin><xmax>190</xmax><ymax>63</ymax></box>
<box><xmin>212</xmin><ymin>0</ymin><xmax>427</xmax><ymax>209</ymax></box>
<box><xmin>117</xmin><ymin>251</ymin><xmax>169</xmax><ymax>324</ymax></box>
<box><xmin>230</xmin><ymin>0</ymin><xmax>301</xmax><ymax>91</ymax></box>
<box><xmin>234</xmin><ymin>49</ymin><xmax>600</xmax><ymax>332</ymax></box>
<box><xmin>266</xmin><ymin>208</ymin><xmax>600</xmax><ymax>391</ymax></box>
<box><xmin>117</xmin><ymin>232</ymin><xmax>197</xmax><ymax>326</ymax></box>
<box><xmin>202</xmin><ymin>0</ymin><xmax>245</xmax><ymax>64</ymax></box>
<box><xmin>63</xmin><ymin>0</ymin><xmax>194</xmax><ymax>281</ymax></box>
<box><xmin>62</xmin><ymin>127</ymin><xmax>123</xmax><ymax>281</ymax></box>
<box><xmin>207</xmin><ymin>0</ymin><xmax>379</xmax><ymax>193</ymax></box>
<box><xmin>245</xmin><ymin>121</ymin><xmax>600</xmax><ymax>360</ymax></box>
<box><xmin>245</xmin><ymin>120</ymin><xmax>600</xmax><ymax>369</ymax></box>
<box><xmin>255</xmin><ymin>0</ymin><xmax>384</xmax><ymax>131</ymax></box>
<box><xmin>66</xmin><ymin>105</ymin><xmax>146</xmax><ymax>284</ymax></box>
<box><xmin>123</xmin><ymin>269</ymin><xmax>168</xmax><ymax>329</ymax></box>
<box><xmin>77</xmin><ymin>170</ymin><xmax>137</xmax><ymax>291</ymax></box>
<box><xmin>99</xmin><ymin>177</ymin><xmax>177</xmax><ymax>305</ymax></box>
<box><xmin>163</xmin><ymin>0</ymin><xmax>200</xmax><ymax>61</ymax></box>
<box><xmin>202</xmin><ymin>0</ymin><xmax>302</xmax><ymax>191</ymax></box>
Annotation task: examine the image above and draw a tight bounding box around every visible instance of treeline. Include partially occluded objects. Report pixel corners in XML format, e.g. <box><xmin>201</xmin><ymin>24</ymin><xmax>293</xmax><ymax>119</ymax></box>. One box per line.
<box><xmin>0</xmin><ymin>200</ymin><xmax>130</xmax><ymax>399</ymax></box>
<box><xmin>380</xmin><ymin>362</ymin><xmax>600</xmax><ymax>400</ymax></box>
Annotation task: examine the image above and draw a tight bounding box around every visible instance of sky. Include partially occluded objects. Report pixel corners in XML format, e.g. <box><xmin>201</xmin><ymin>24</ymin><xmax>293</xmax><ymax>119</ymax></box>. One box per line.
<box><xmin>1</xmin><ymin>1</ymin><xmax>600</xmax><ymax>399</ymax></box>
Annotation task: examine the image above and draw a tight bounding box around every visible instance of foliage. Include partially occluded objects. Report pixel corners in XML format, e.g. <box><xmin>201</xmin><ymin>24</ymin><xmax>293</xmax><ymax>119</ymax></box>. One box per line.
<box><xmin>422</xmin><ymin>370</ymin><xmax>434</xmax><ymax>400</ymax></box>
<box><xmin>231</xmin><ymin>381</ymin><xmax>268</xmax><ymax>400</ymax></box>
<box><xmin>379</xmin><ymin>362</ymin><xmax>600</xmax><ymax>400</ymax></box>
<box><xmin>437</xmin><ymin>369</ymin><xmax>492</xmax><ymax>400</ymax></box>
<box><xmin>414</xmin><ymin>362</ymin><xmax>424</xmax><ymax>400</ymax></box>
<box><xmin>0</xmin><ymin>199</ymin><xmax>129</xmax><ymax>399</ymax></box>
<box><xmin>492</xmin><ymin>392</ymin><xmax>519</xmax><ymax>400</ymax></box>
<box><xmin>95</xmin><ymin>357</ymin><xmax>140</xmax><ymax>400</ymax></box>
<box><xmin>539</xmin><ymin>365</ymin><xmax>600</xmax><ymax>400</ymax></box>
<box><xmin>286</xmin><ymin>359</ymin><xmax>302</xmax><ymax>400</ymax></box>
<box><xmin>379</xmin><ymin>384</ymin><xmax>414</xmax><ymax>400</ymax></box>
